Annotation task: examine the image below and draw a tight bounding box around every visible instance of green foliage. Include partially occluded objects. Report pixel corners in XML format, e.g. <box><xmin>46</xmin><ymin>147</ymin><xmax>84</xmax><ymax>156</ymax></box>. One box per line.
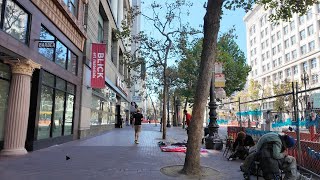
<box><xmin>224</xmin><ymin>0</ymin><xmax>318</xmax><ymax>22</ymax></box>
<box><xmin>247</xmin><ymin>79</ymin><xmax>261</xmax><ymax>110</ymax></box>
<box><xmin>177</xmin><ymin>29</ymin><xmax>250</xmax><ymax>101</ymax></box>
<box><xmin>273</xmin><ymin>80</ymin><xmax>293</xmax><ymax>112</ymax></box>
<box><xmin>216</xmin><ymin>29</ymin><xmax>251</xmax><ymax>96</ymax></box>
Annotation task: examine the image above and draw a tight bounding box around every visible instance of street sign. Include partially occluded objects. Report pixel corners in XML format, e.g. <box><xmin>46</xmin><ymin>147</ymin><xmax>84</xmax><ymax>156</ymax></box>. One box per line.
<box><xmin>38</xmin><ymin>41</ymin><xmax>55</xmax><ymax>48</ymax></box>
<box><xmin>132</xmin><ymin>96</ymin><xmax>142</xmax><ymax>102</ymax></box>
<box><xmin>215</xmin><ymin>73</ymin><xmax>226</xmax><ymax>87</ymax></box>
<box><xmin>215</xmin><ymin>62</ymin><xmax>223</xmax><ymax>73</ymax></box>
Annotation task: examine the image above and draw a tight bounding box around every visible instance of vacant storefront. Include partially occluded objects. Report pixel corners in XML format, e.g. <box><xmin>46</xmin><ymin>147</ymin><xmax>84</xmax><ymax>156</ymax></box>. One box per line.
<box><xmin>0</xmin><ymin>0</ymin><xmax>86</xmax><ymax>155</ymax></box>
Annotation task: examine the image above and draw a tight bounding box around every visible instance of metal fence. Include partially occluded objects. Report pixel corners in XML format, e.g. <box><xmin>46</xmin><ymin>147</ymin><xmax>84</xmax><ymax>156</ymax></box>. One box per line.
<box><xmin>223</xmin><ymin>82</ymin><xmax>320</xmax><ymax>177</ymax></box>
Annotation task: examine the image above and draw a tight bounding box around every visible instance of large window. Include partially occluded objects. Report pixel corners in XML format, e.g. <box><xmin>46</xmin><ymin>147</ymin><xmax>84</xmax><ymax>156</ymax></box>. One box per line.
<box><xmin>37</xmin><ymin>71</ymin><xmax>75</xmax><ymax>140</ymax></box>
<box><xmin>311</xmin><ymin>58</ymin><xmax>317</xmax><ymax>69</ymax></box>
<box><xmin>63</xmin><ymin>0</ymin><xmax>78</xmax><ymax>17</ymax></box>
<box><xmin>0</xmin><ymin>62</ymin><xmax>10</xmax><ymax>141</ymax></box>
<box><xmin>38</xmin><ymin>26</ymin><xmax>77</xmax><ymax>75</ymax></box>
<box><xmin>91</xmin><ymin>87</ymin><xmax>117</xmax><ymax>126</ymax></box>
<box><xmin>0</xmin><ymin>0</ymin><xmax>30</xmax><ymax>43</ymax></box>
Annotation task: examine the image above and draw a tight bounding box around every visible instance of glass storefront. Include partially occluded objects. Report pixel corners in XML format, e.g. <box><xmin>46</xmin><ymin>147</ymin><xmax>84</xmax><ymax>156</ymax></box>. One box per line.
<box><xmin>38</xmin><ymin>26</ymin><xmax>77</xmax><ymax>75</ymax></box>
<box><xmin>0</xmin><ymin>62</ymin><xmax>10</xmax><ymax>141</ymax></box>
<box><xmin>37</xmin><ymin>71</ymin><xmax>75</xmax><ymax>140</ymax></box>
<box><xmin>90</xmin><ymin>86</ymin><xmax>117</xmax><ymax>125</ymax></box>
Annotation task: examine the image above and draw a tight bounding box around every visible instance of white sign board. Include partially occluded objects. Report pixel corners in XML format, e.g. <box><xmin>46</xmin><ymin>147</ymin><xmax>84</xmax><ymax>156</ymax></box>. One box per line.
<box><xmin>215</xmin><ymin>62</ymin><xmax>223</xmax><ymax>73</ymax></box>
<box><xmin>215</xmin><ymin>73</ymin><xmax>226</xmax><ymax>87</ymax></box>
<box><xmin>132</xmin><ymin>96</ymin><xmax>142</xmax><ymax>102</ymax></box>
<box><xmin>310</xmin><ymin>93</ymin><xmax>320</xmax><ymax>109</ymax></box>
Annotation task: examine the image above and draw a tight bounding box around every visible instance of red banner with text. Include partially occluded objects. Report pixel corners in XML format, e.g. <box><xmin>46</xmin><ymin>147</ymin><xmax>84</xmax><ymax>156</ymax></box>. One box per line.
<box><xmin>91</xmin><ymin>43</ymin><xmax>106</xmax><ymax>88</ymax></box>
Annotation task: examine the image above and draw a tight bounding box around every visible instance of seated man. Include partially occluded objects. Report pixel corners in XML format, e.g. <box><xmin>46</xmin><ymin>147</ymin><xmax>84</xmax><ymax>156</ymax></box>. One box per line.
<box><xmin>241</xmin><ymin>132</ymin><xmax>310</xmax><ymax>180</ymax></box>
<box><xmin>228</xmin><ymin>131</ymin><xmax>255</xmax><ymax>160</ymax></box>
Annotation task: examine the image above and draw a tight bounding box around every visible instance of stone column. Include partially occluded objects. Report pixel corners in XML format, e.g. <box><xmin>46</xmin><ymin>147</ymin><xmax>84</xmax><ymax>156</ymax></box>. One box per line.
<box><xmin>1</xmin><ymin>59</ymin><xmax>41</xmax><ymax>156</ymax></box>
<box><xmin>117</xmin><ymin>0</ymin><xmax>123</xmax><ymax>28</ymax></box>
<box><xmin>111</xmin><ymin>0</ymin><xmax>118</xmax><ymax>23</ymax></box>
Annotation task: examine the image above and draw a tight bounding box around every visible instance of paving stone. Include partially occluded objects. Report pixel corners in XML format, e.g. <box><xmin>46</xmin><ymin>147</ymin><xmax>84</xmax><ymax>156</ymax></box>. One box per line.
<box><xmin>0</xmin><ymin>124</ymin><xmax>244</xmax><ymax>180</ymax></box>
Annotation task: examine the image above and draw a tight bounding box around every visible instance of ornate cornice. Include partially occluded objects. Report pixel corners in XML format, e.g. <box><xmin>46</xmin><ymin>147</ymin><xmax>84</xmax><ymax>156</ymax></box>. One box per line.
<box><xmin>4</xmin><ymin>59</ymin><xmax>41</xmax><ymax>76</ymax></box>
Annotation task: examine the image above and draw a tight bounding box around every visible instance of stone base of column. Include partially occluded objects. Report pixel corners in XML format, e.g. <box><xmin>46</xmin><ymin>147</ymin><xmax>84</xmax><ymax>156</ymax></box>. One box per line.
<box><xmin>1</xmin><ymin>148</ymin><xmax>28</xmax><ymax>156</ymax></box>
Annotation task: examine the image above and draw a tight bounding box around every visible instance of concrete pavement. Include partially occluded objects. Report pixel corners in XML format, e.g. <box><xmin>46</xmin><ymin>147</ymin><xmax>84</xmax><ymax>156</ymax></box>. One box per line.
<box><xmin>0</xmin><ymin>124</ymin><xmax>244</xmax><ymax>180</ymax></box>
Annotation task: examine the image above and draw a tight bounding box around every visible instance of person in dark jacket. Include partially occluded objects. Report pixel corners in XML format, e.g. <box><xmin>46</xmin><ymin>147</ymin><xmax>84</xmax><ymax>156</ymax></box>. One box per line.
<box><xmin>228</xmin><ymin>131</ymin><xmax>255</xmax><ymax>160</ymax></box>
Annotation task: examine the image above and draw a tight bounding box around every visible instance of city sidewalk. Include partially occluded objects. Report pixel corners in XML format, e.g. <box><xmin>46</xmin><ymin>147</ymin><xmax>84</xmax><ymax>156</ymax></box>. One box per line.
<box><xmin>0</xmin><ymin>124</ymin><xmax>244</xmax><ymax>180</ymax></box>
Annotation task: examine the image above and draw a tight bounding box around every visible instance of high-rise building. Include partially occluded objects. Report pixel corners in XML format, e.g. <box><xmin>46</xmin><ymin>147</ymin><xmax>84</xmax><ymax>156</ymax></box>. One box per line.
<box><xmin>80</xmin><ymin>0</ymin><xmax>132</xmax><ymax>138</ymax></box>
<box><xmin>130</xmin><ymin>0</ymin><xmax>147</xmax><ymax>114</ymax></box>
<box><xmin>244</xmin><ymin>4</ymin><xmax>320</xmax><ymax>110</ymax></box>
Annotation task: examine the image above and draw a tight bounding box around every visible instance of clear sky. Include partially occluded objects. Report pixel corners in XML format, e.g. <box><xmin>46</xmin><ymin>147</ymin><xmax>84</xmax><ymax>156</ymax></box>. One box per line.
<box><xmin>141</xmin><ymin>0</ymin><xmax>248</xmax><ymax>59</ymax></box>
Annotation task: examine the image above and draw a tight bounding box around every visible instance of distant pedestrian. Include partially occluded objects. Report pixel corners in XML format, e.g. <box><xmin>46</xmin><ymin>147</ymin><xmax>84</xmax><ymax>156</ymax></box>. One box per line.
<box><xmin>132</xmin><ymin>109</ymin><xmax>143</xmax><ymax>144</ymax></box>
<box><xmin>184</xmin><ymin>110</ymin><xmax>192</xmax><ymax>134</ymax></box>
<box><xmin>125</xmin><ymin>117</ymin><xmax>129</xmax><ymax>126</ymax></box>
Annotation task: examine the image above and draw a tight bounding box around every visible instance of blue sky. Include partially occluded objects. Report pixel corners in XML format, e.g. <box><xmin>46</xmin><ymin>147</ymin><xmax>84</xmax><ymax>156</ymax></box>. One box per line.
<box><xmin>141</xmin><ymin>1</ymin><xmax>248</xmax><ymax>58</ymax></box>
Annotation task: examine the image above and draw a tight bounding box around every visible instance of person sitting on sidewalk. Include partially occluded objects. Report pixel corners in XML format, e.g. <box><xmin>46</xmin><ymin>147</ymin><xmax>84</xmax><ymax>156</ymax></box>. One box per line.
<box><xmin>228</xmin><ymin>131</ymin><xmax>255</xmax><ymax>161</ymax></box>
<box><xmin>241</xmin><ymin>132</ymin><xmax>311</xmax><ymax>180</ymax></box>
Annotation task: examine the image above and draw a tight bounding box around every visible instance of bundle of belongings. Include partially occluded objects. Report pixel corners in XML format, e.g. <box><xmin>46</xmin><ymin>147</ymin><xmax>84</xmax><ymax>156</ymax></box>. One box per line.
<box><xmin>158</xmin><ymin>141</ymin><xmax>208</xmax><ymax>153</ymax></box>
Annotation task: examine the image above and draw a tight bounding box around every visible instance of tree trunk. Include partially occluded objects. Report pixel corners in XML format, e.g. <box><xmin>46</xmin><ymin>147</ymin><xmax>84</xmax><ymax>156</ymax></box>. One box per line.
<box><xmin>162</xmin><ymin>68</ymin><xmax>167</xmax><ymax>139</ymax></box>
<box><xmin>182</xmin><ymin>0</ymin><xmax>223</xmax><ymax>175</ymax></box>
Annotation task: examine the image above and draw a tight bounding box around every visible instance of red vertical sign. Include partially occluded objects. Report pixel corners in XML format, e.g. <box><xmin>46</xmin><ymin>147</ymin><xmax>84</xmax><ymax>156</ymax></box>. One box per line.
<box><xmin>91</xmin><ymin>43</ymin><xmax>106</xmax><ymax>88</ymax></box>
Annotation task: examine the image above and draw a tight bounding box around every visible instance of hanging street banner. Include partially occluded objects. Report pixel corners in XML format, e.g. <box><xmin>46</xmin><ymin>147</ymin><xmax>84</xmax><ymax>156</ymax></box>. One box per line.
<box><xmin>215</xmin><ymin>73</ymin><xmax>226</xmax><ymax>87</ymax></box>
<box><xmin>91</xmin><ymin>43</ymin><xmax>106</xmax><ymax>88</ymax></box>
<box><xmin>310</xmin><ymin>93</ymin><xmax>320</xmax><ymax>109</ymax></box>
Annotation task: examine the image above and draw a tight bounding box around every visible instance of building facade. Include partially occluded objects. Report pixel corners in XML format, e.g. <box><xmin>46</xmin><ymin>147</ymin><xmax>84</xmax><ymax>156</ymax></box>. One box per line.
<box><xmin>79</xmin><ymin>0</ymin><xmax>132</xmax><ymax>138</ymax></box>
<box><xmin>0</xmin><ymin>0</ymin><xmax>86</xmax><ymax>155</ymax></box>
<box><xmin>244</xmin><ymin>4</ymin><xmax>320</xmax><ymax>110</ymax></box>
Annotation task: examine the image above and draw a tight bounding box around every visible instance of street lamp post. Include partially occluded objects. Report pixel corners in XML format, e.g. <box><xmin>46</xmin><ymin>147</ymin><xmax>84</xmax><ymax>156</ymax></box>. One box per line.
<box><xmin>205</xmin><ymin>72</ymin><xmax>223</xmax><ymax>150</ymax></box>
<box><xmin>301</xmin><ymin>70</ymin><xmax>309</xmax><ymax>120</ymax></box>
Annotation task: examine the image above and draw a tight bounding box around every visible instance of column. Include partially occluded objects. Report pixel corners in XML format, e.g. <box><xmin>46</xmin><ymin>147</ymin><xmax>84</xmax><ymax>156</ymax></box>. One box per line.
<box><xmin>117</xmin><ymin>0</ymin><xmax>124</xmax><ymax>28</ymax></box>
<box><xmin>111</xmin><ymin>0</ymin><xmax>118</xmax><ymax>23</ymax></box>
<box><xmin>1</xmin><ymin>59</ymin><xmax>40</xmax><ymax>156</ymax></box>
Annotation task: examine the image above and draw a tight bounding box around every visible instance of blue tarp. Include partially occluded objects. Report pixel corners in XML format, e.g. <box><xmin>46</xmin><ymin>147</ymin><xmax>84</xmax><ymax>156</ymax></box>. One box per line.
<box><xmin>236</xmin><ymin>110</ymin><xmax>262</xmax><ymax>116</ymax></box>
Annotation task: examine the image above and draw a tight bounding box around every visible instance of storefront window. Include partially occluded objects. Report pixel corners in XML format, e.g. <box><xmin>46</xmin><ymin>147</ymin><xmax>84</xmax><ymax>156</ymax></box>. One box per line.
<box><xmin>39</xmin><ymin>27</ymin><xmax>55</xmax><ymax>61</ymax></box>
<box><xmin>0</xmin><ymin>62</ymin><xmax>10</xmax><ymax>141</ymax></box>
<box><xmin>64</xmin><ymin>94</ymin><xmax>74</xmax><ymax>135</ymax></box>
<box><xmin>37</xmin><ymin>71</ymin><xmax>75</xmax><ymax>140</ymax></box>
<box><xmin>38</xmin><ymin>25</ymin><xmax>78</xmax><ymax>75</ymax></box>
<box><xmin>55</xmin><ymin>41</ymin><xmax>67</xmax><ymax>69</ymax></box>
<box><xmin>38</xmin><ymin>86</ymin><xmax>53</xmax><ymax>140</ymax></box>
<box><xmin>52</xmin><ymin>90</ymin><xmax>64</xmax><ymax>137</ymax></box>
<box><xmin>2</xmin><ymin>0</ymin><xmax>30</xmax><ymax>43</ymax></box>
<box><xmin>67</xmin><ymin>51</ymin><xmax>77</xmax><ymax>75</ymax></box>
<box><xmin>90</xmin><ymin>87</ymin><xmax>117</xmax><ymax>125</ymax></box>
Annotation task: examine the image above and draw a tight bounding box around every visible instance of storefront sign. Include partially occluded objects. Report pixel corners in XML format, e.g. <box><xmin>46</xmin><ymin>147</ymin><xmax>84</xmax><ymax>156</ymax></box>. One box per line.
<box><xmin>132</xmin><ymin>96</ymin><xmax>142</xmax><ymax>102</ymax></box>
<box><xmin>38</xmin><ymin>41</ymin><xmax>55</xmax><ymax>48</ymax></box>
<box><xmin>91</xmin><ymin>43</ymin><xmax>106</xmax><ymax>88</ymax></box>
<box><xmin>215</xmin><ymin>73</ymin><xmax>226</xmax><ymax>87</ymax></box>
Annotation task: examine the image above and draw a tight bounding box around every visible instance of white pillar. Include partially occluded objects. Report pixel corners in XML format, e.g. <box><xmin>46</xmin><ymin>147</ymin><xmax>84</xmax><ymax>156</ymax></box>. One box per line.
<box><xmin>111</xmin><ymin>0</ymin><xmax>118</xmax><ymax>23</ymax></box>
<box><xmin>1</xmin><ymin>60</ymin><xmax>40</xmax><ymax>156</ymax></box>
<box><xmin>117</xmin><ymin>0</ymin><xmax>124</xmax><ymax>28</ymax></box>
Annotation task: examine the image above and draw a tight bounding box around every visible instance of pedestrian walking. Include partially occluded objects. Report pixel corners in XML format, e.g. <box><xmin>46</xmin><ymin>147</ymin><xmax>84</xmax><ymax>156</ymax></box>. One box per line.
<box><xmin>132</xmin><ymin>109</ymin><xmax>143</xmax><ymax>144</ymax></box>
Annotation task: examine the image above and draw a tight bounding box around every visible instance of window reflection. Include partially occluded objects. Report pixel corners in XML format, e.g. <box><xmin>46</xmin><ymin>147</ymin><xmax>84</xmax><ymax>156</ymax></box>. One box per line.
<box><xmin>38</xmin><ymin>26</ymin><xmax>77</xmax><ymax>74</ymax></box>
<box><xmin>52</xmin><ymin>90</ymin><xmax>65</xmax><ymax>137</ymax></box>
<box><xmin>39</xmin><ymin>27</ymin><xmax>54</xmax><ymax>61</ymax></box>
<box><xmin>0</xmin><ymin>63</ymin><xmax>10</xmax><ymax>141</ymax></box>
<box><xmin>64</xmin><ymin>94</ymin><xmax>74</xmax><ymax>135</ymax></box>
<box><xmin>56</xmin><ymin>41</ymin><xmax>67</xmax><ymax>69</ymax></box>
<box><xmin>3</xmin><ymin>0</ymin><xmax>29</xmax><ymax>43</ymax></box>
<box><xmin>38</xmin><ymin>86</ymin><xmax>53</xmax><ymax>140</ymax></box>
<box><xmin>38</xmin><ymin>71</ymin><xmax>75</xmax><ymax>139</ymax></box>
<box><xmin>67</xmin><ymin>51</ymin><xmax>77</xmax><ymax>75</ymax></box>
